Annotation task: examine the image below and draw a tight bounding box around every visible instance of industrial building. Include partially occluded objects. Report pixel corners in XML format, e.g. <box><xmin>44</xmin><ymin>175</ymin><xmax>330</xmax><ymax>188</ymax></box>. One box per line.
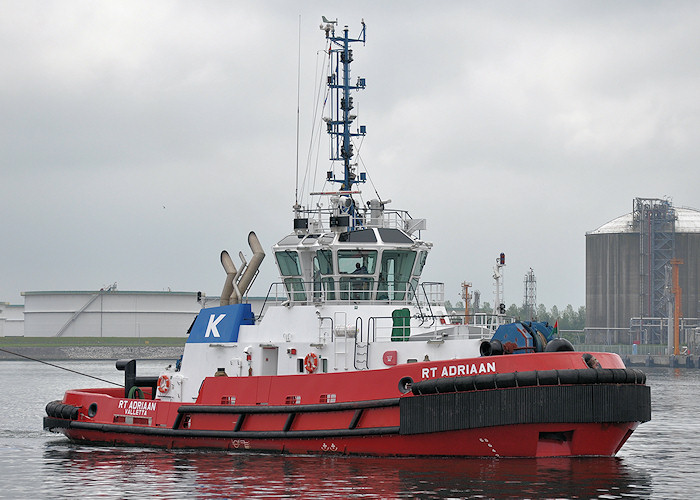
<box><xmin>0</xmin><ymin>302</ymin><xmax>24</xmax><ymax>337</ymax></box>
<box><xmin>586</xmin><ymin>198</ymin><xmax>700</xmax><ymax>345</ymax></box>
<box><xmin>5</xmin><ymin>289</ymin><xmax>267</xmax><ymax>338</ymax></box>
<box><xmin>21</xmin><ymin>290</ymin><xmax>202</xmax><ymax>338</ymax></box>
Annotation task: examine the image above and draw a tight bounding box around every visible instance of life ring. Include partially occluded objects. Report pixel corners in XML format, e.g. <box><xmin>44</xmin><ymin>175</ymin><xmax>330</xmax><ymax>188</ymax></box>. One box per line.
<box><xmin>304</xmin><ymin>353</ymin><xmax>319</xmax><ymax>373</ymax></box>
<box><xmin>157</xmin><ymin>374</ymin><xmax>171</xmax><ymax>393</ymax></box>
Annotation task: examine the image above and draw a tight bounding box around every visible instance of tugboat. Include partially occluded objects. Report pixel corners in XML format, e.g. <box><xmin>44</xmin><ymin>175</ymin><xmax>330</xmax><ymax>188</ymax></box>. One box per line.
<box><xmin>44</xmin><ymin>19</ymin><xmax>650</xmax><ymax>457</ymax></box>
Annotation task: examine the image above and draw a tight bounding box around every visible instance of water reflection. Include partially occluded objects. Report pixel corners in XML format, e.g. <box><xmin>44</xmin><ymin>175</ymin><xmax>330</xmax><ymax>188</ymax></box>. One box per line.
<box><xmin>43</xmin><ymin>443</ymin><xmax>651</xmax><ymax>499</ymax></box>
<box><xmin>3</xmin><ymin>361</ymin><xmax>695</xmax><ymax>498</ymax></box>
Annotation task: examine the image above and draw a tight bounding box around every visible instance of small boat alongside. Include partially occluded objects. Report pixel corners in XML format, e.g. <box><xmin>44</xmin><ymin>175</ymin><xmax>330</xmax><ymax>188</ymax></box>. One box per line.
<box><xmin>44</xmin><ymin>19</ymin><xmax>650</xmax><ymax>457</ymax></box>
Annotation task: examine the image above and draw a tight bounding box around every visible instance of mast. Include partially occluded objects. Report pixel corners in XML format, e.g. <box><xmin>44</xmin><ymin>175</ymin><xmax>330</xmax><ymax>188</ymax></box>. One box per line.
<box><xmin>321</xmin><ymin>18</ymin><xmax>367</xmax><ymax>228</ymax></box>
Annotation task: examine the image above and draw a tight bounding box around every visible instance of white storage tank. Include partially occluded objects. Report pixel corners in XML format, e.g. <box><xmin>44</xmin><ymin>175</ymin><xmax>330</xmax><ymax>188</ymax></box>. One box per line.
<box><xmin>22</xmin><ymin>290</ymin><xmax>202</xmax><ymax>338</ymax></box>
<box><xmin>586</xmin><ymin>202</ymin><xmax>700</xmax><ymax>344</ymax></box>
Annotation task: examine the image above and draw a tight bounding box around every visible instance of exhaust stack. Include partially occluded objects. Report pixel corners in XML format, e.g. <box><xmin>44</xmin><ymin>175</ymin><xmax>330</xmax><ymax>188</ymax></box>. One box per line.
<box><xmin>219</xmin><ymin>231</ymin><xmax>266</xmax><ymax>306</ymax></box>
<box><xmin>219</xmin><ymin>251</ymin><xmax>237</xmax><ymax>306</ymax></box>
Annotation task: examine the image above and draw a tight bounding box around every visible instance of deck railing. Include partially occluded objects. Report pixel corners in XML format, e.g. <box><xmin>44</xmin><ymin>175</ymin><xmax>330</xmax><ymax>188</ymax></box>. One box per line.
<box><xmin>259</xmin><ymin>279</ymin><xmax>444</xmax><ymax>310</ymax></box>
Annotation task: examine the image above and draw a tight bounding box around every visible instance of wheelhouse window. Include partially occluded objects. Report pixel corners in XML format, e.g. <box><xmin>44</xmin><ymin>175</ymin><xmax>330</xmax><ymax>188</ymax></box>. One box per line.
<box><xmin>377</xmin><ymin>228</ymin><xmax>413</xmax><ymax>244</ymax></box>
<box><xmin>302</xmin><ymin>234</ymin><xmax>320</xmax><ymax>245</ymax></box>
<box><xmin>414</xmin><ymin>251</ymin><xmax>428</xmax><ymax>276</ymax></box>
<box><xmin>315</xmin><ymin>249</ymin><xmax>335</xmax><ymax>300</ymax></box>
<box><xmin>338</xmin><ymin>250</ymin><xmax>377</xmax><ymax>301</ymax></box>
<box><xmin>409</xmin><ymin>251</ymin><xmax>428</xmax><ymax>300</ymax></box>
<box><xmin>316</xmin><ymin>249</ymin><xmax>334</xmax><ymax>274</ymax></box>
<box><xmin>275</xmin><ymin>250</ymin><xmax>305</xmax><ymax>301</ymax></box>
<box><xmin>378</xmin><ymin>250</ymin><xmax>416</xmax><ymax>301</ymax></box>
<box><xmin>338</xmin><ymin>229</ymin><xmax>377</xmax><ymax>243</ymax></box>
<box><xmin>278</xmin><ymin>235</ymin><xmax>303</xmax><ymax>246</ymax></box>
<box><xmin>276</xmin><ymin>250</ymin><xmax>301</xmax><ymax>276</ymax></box>
<box><xmin>337</xmin><ymin>250</ymin><xmax>377</xmax><ymax>274</ymax></box>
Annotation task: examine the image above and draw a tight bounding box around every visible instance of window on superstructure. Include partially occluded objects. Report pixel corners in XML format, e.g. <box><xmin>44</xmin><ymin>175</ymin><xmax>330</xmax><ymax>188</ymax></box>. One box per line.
<box><xmin>278</xmin><ymin>235</ymin><xmax>303</xmax><ymax>245</ymax></box>
<box><xmin>314</xmin><ymin>251</ymin><xmax>335</xmax><ymax>301</ymax></box>
<box><xmin>316</xmin><ymin>249</ymin><xmax>334</xmax><ymax>274</ymax></box>
<box><xmin>414</xmin><ymin>251</ymin><xmax>428</xmax><ymax>275</ymax></box>
<box><xmin>276</xmin><ymin>251</ymin><xmax>301</xmax><ymax>276</ymax></box>
<box><xmin>339</xmin><ymin>229</ymin><xmax>377</xmax><ymax>243</ymax></box>
<box><xmin>338</xmin><ymin>250</ymin><xmax>377</xmax><ymax>301</ymax></box>
<box><xmin>377</xmin><ymin>228</ymin><xmax>413</xmax><ymax>244</ymax></box>
<box><xmin>378</xmin><ymin>250</ymin><xmax>416</xmax><ymax>301</ymax></box>
<box><xmin>302</xmin><ymin>234</ymin><xmax>320</xmax><ymax>244</ymax></box>
<box><xmin>337</xmin><ymin>250</ymin><xmax>377</xmax><ymax>274</ymax></box>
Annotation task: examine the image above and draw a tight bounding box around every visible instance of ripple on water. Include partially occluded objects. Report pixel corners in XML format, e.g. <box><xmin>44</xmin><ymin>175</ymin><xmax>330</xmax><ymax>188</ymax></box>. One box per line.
<box><xmin>0</xmin><ymin>362</ymin><xmax>698</xmax><ymax>498</ymax></box>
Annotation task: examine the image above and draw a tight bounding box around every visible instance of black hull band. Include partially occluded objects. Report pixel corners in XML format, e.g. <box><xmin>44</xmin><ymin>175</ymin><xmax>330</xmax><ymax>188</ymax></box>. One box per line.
<box><xmin>44</xmin><ymin>416</ymin><xmax>399</xmax><ymax>439</ymax></box>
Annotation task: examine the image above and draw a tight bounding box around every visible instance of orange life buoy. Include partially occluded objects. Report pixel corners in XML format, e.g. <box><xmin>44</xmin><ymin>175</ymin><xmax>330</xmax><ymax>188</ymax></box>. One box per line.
<box><xmin>157</xmin><ymin>374</ymin><xmax>171</xmax><ymax>393</ymax></box>
<box><xmin>304</xmin><ymin>353</ymin><xmax>319</xmax><ymax>373</ymax></box>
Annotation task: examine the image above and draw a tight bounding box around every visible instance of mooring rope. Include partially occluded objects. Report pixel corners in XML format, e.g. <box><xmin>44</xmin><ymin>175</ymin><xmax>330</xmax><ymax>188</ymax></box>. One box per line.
<box><xmin>0</xmin><ymin>347</ymin><xmax>124</xmax><ymax>387</ymax></box>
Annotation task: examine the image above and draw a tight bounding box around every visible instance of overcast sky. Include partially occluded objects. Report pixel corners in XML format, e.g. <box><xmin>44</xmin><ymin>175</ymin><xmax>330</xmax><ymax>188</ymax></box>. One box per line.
<box><xmin>2</xmin><ymin>1</ymin><xmax>699</xmax><ymax>310</ymax></box>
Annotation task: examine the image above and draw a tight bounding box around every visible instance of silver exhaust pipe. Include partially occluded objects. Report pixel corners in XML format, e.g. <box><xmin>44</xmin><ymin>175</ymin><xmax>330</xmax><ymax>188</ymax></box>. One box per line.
<box><xmin>234</xmin><ymin>232</ymin><xmax>265</xmax><ymax>304</ymax></box>
<box><xmin>219</xmin><ymin>251</ymin><xmax>237</xmax><ymax>306</ymax></box>
<box><xmin>232</xmin><ymin>251</ymin><xmax>246</xmax><ymax>304</ymax></box>
<box><xmin>219</xmin><ymin>232</ymin><xmax>265</xmax><ymax>306</ymax></box>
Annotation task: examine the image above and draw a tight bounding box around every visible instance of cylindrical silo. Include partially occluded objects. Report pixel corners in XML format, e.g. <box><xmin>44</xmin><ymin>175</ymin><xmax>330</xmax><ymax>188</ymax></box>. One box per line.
<box><xmin>585</xmin><ymin>201</ymin><xmax>700</xmax><ymax>345</ymax></box>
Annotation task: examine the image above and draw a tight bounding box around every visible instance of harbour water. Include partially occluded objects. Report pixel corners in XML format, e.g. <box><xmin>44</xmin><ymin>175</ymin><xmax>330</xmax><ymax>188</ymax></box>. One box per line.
<box><xmin>0</xmin><ymin>359</ymin><xmax>697</xmax><ymax>499</ymax></box>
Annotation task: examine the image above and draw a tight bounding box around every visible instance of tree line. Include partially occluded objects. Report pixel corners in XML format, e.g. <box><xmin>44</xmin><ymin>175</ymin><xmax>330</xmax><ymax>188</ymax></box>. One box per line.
<box><xmin>445</xmin><ymin>301</ymin><xmax>586</xmax><ymax>331</ymax></box>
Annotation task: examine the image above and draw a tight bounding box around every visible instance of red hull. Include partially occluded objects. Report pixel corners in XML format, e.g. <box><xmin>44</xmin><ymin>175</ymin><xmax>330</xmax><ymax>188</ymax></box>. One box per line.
<box><xmin>57</xmin><ymin>422</ymin><xmax>637</xmax><ymax>458</ymax></box>
<box><xmin>44</xmin><ymin>352</ymin><xmax>650</xmax><ymax>457</ymax></box>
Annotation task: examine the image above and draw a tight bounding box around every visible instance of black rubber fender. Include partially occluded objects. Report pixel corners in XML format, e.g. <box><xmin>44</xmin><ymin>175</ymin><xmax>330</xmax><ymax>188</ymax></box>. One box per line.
<box><xmin>411</xmin><ymin>379</ymin><xmax>438</xmax><ymax>395</ymax></box>
<box><xmin>59</xmin><ymin>404</ymin><xmax>72</xmax><ymax>420</ymax></box>
<box><xmin>537</xmin><ymin>369</ymin><xmax>559</xmax><ymax>386</ymax></box>
<box><xmin>597</xmin><ymin>369</ymin><xmax>615</xmax><ymax>384</ymax></box>
<box><xmin>474</xmin><ymin>374</ymin><xmax>497</xmax><ymax>390</ymax></box>
<box><xmin>45</xmin><ymin>400</ymin><xmax>61</xmax><ymax>418</ymax></box>
<box><xmin>410</xmin><ymin>367</ymin><xmax>648</xmax><ymax>396</ymax></box>
<box><xmin>630</xmin><ymin>368</ymin><xmax>646</xmax><ymax>384</ymax></box>
<box><xmin>454</xmin><ymin>376</ymin><xmax>476</xmax><ymax>392</ymax></box>
<box><xmin>626</xmin><ymin>368</ymin><xmax>639</xmax><ymax>383</ymax></box>
<box><xmin>558</xmin><ymin>369</ymin><xmax>580</xmax><ymax>385</ymax></box>
<box><xmin>494</xmin><ymin>372</ymin><xmax>517</xmax><ymax>389</ymax></box>
<box><xmin>515</xmin><ymin>371</ymin><xmax>538</xmax><ymax>387</ymax></box>
<box><xmin>612</xmin><ymin>369</ymin><xmax>629</xmax><ymax>383</ymax></box>
<box><xmin>544</xmin><ymin>338</ymin><xmax>575</xmax><ymax>352</ymax></box>
<box><xmin>46</xmin><ymin>401</ymin><xmax>79</xmax><ymax>420</ymax></box>
<box><xmin>577</xmin><ymin>369</ymin><xmax>598</xmax><ymax>384</ymax></box>
<box><xmin>435</xmin><ymin>377</ymin><xmax>457</xmax><ymax>393</ymax></box>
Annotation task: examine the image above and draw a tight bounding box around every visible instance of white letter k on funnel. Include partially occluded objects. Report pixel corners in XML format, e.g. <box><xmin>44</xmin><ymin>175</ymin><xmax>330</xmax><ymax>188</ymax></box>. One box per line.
<box><xmin>205</xmin><ymin>314</ymin><xmax>226</xmax><ymax>338</ymax></box>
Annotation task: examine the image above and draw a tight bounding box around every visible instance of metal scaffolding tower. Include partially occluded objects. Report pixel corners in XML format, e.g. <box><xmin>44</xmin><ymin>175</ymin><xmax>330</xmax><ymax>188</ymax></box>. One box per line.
<box><xmin>523</xmin><ymin>268</ymin><xmax>537</xmax><ymax>320</ymax></box>
<box><xmin>634</xmin><ymin>197</ymin><xmax>676</xmax><ymax>323</ymax></box>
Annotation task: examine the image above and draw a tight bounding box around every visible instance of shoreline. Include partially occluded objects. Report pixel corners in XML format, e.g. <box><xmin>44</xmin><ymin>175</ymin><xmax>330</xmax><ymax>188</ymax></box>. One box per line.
<box><xmin>0</xmin><ymin>345</ymin><xmax>183</xmax><ymax>361</ymax></box>
<box><xmin>2</xmin><ymin>345</ymin><xmax>698</xmax><ymax>368</ymax></box>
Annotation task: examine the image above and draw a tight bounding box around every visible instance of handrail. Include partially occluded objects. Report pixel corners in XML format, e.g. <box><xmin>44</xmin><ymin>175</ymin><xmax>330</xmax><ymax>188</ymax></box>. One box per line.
<box><xmin>318</xmin><ymin>316</ymin><xmax>334</xmax><ymax>343</ymax></box>
<box><xmin>294</xmin><ymin>206</ymin><xmax>415</xmax><ymax>231</ymax></box>
<box><xmin>260</xmin><ymin>279</ymin><xmax>437</xmax><ymax>307</ymax></box>
<box><xmin>353</xmin><ymin>316</ymin><xmax>367</xmax><ymax>370</ymax></box>
<box><xmin>256</xmin><ymin>282</ymin><xmax>286</xmax><ymax>320</ymax></box>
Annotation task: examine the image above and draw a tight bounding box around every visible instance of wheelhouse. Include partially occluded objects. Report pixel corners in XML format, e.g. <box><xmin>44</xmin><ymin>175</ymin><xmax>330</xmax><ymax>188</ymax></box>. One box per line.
<box><xmin>272</xmin><ymin>227</ymin><xmax>432</xmax><ymax>304</ymax></box>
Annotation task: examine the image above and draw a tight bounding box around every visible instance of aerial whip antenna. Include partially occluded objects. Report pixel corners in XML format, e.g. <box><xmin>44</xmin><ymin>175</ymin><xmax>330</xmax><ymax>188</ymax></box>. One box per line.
<box><xmin>294</xmin><ymin>15</ymin><xmax>302</xmax><ymax>211</ymax></box>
